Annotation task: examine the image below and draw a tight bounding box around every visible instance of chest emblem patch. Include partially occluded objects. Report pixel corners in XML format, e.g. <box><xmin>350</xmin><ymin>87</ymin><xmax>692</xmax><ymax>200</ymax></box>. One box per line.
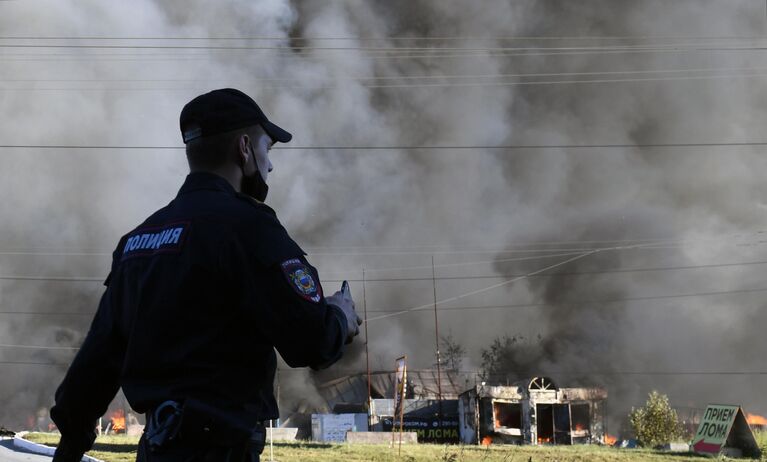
<box><xmin>281</xmin><ymin>258</ymin><xmax>323</xmax><ymax>303</ymax></box>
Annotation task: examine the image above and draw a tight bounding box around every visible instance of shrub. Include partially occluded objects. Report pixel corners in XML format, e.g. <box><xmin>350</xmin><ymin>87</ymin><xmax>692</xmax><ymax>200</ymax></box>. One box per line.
<box><xmin>629</xmin><ymin>391</ymin><xmax>683</xmax><ymax>447</ymax></box>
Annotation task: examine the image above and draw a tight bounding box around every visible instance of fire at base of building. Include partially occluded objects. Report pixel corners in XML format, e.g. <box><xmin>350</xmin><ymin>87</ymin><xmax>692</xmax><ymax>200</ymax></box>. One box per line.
<box><xmin>458</xmin><ymin>377</ymin><xmax>607</xmax><ymax>445</ymax></box>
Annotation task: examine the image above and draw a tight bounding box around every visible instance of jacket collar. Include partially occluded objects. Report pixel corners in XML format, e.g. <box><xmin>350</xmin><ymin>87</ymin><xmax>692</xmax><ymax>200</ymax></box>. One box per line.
<box><xmin>177</xmin><ymin>172</ymin><xmax>237</xmax><ymax>196</ymax></box>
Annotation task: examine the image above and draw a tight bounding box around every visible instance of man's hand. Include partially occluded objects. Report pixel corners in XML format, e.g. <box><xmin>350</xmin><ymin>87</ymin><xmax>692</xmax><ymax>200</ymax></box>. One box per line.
<box><xmin>325</xmin><ymin>285</ymin><xmax>362</xmax><ymax>344</ymax></box>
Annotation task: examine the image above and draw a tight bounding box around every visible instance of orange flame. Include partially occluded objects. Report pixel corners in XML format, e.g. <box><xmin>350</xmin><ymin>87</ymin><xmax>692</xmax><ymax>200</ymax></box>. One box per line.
<box><xmin>574</xmin><ymin>423</ymin><xmax>586</xmax><ymax>431</ymax></box>
<box><xmin>746</xmin><ymin>413</ymin><xmax>767</xmax><ymax>426</ymax></box>
<box><xmin>110</xmin><ymin>409</ymin><xmax>126</xmax><ymax>433</ymax></box>
<box><xmin>481</xmin><ymin>436</ymin><xmax>492</xmax><ymax>446</ymax></box>
<box><xmin>604</xmin><ymin>434</ymin><xmax>618</xmax><ymax>445</ymax></box>
<box><xmin>538</xmin><ymin>437</ymin><xmax>552</xmax><ymax>444</ymax></box>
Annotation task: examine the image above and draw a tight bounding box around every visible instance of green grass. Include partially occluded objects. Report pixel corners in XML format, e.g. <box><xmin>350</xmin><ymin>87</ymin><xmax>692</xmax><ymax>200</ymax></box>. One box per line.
<box><xmin>24</xmin><ymin>432</ymin><xmax>763</xmax><ymax>462</ymax></box>
<box><xmin>26</xmin><ymin>432</ymin><xmax>138</xmax><ymax>462</ymax></box>
<box><xmin>754</xmin><ymin>430</ymin><xmax>767</xmax><ymax>457</ymax></box>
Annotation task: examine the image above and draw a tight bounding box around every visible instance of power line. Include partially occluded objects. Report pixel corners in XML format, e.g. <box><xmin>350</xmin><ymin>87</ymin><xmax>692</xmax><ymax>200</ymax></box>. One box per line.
<box><xmin>0</xmin><ymin>343</ymin><xmax>79</xmax><ymax>350</ymax></box>
<box><xmin>1</xmin><ymin>35</ymin><xmax>767</xmax><ymax>41</ymax></box>
<box><xmin>0</xmin><ymin>275</ymin><xmax>102</xmax><ymax>282</ymax></box>
<box><xmin>0</xmin><ymin>35</ymin><xmax>765</xmax><ymax>41</ymax></box>
<box><xmin>365</xmin><ymin>236</ymin><xmax>767</xmax><ymax>322</ymax></box>
<box><xmin>0</xmin><ymin>311</ymin><xmax>92</xmax><ymax>316</ymax></box>
<box><xmin>368</xmin><ymin>250</ymin><xmax>600</xmax><ymax>322</ymax></box>
<box><xmin>5</xmin><ymin>71</ymin><xmax>767</xmax><ymax>91</ymax></box>
<box><xmin>309</xmin><ymin>234</ymin><xmax>761</xmax><ymax>249</ymax></box>
<box><xmin>3</xmin><ymin>44</ymin><xmax>767</xmax><ymax>63</ymax></box>
<box><xmin>0</xmin><ymin>233</ymin><xmax>752</xmax><ymax>256</ymax></box>
<box><xmin>311</xmin><ymin>246</ymin><xmax>674</xmax><ymax>257</ymax></box>
<box><xmin>2</xmin><ymin>359</ymin><xmax>766</xmax><ymax>376</ymax></box>
<box><xmin>481</xmin><ymin>371</ymin><xmax>767</xmax><ymax>377</ymax></box>
<box><xmin>2</xmin><ymin>141</ymin><xmax>767</xmax><ymax>150</ymax></box>
<box><xmin>0</xmin><ymin>244</ymin><xmax>698</xmax><ymax>283</ymax></box>
<box><xmin>0</xmin><ymin>251</ymin><xmax>111</xmax><ymax>256</ymax></box>
<box><xmin>0</xmin><ymin>250</ymin><xmax>591</xmax><ymax>283</ymax></box>
<box><xmin>0</xmin><ymin>360</ymin><xmax>69</xmax><ymax>366</ymax></box>
<box><xmin>4</xmin><ymin>285</ymin><xmax>765</xmax><ymax>318</ymax></box>
<box><xmin>2</xmin><ymin>239</ymin><xmax>766</xmax><ymax>283</ymax></box>
<box><xmin>322</xmin><ymin>258</ymin><xmax>767</xmax><ymax>283</ymax></box>
<box><xmin>365</xmin><ymin>286</ymin><xmax>767</xmax><ymax>314</ymax></box>
<box><xmin>5</xmin><ymin>65</ymin><xmax>767</xmax><ymax>83</ymax></box>
<box><xmin>2</xmin><ymin>277</ymin><xmax>766</xmax><ymax>321</ymax></box>
<box><xmin>0</xmin><ymin>43</ymin><xmax>755</xmax><ymax>51</ymax></box>
<box><xmin>0</xmin><ymin>246</ymin><xmax>632</xmax><ymax>257</ymax></box>
<box><xmin>0</xmin><ymin>284</ymin><xmax>767</xmax><ymax>320</ymax></box>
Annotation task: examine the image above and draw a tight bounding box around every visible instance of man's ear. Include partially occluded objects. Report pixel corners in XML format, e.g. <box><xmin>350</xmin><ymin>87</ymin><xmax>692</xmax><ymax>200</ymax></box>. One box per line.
<box><xmin>238</xmin><ymin>134</ymin><xmax>251</xmax><ymax>166</ymax></box>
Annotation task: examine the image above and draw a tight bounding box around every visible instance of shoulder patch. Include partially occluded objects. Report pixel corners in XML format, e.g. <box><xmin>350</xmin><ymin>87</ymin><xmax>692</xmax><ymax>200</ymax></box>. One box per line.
<box><xmin>121</xmin><ymin>222</ymin><xmax>189</xmax><ymax>261</ymax></box>
<box><xmin>281</xmin><ymin>258</ymin><xmax>323</xmax><ymax>303</ymax></box>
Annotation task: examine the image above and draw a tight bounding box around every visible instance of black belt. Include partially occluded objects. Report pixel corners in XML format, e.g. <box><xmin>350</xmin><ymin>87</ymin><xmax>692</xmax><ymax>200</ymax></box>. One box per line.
<box><xmin>145</xmin><ymin>399</ymin><xmax>266</xmax><ymax>455</ymax></box>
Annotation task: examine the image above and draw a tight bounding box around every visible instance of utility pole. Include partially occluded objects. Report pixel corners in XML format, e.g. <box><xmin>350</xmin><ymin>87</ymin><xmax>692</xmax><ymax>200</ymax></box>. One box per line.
<box><xmin>363</xmin><ymin>269</ymin><xmax>372</xmax><ymax>429</ymax></box>
<box><xmin>432</xmin><ymin>256</ymin><xmax>443</xmax><ymax>426</ymax></box>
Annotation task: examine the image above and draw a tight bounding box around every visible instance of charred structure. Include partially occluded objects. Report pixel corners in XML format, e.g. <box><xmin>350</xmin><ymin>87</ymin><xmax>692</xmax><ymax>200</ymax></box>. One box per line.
<box><xmin>459</xmin><ymin>377</ymin><xmax>606</xmax><ymax>445</ymax></box>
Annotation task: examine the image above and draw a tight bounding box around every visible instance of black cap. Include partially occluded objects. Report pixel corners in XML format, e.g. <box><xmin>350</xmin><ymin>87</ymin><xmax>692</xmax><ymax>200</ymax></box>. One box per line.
<box><xmin>179</xmin><ymin>88</ymin><xmax>292</xmax><ymax>144</ymax></box>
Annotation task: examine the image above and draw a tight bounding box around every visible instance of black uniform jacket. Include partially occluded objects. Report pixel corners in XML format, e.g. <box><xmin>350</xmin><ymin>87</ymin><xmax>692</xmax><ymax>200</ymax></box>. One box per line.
<box><xmin>50</xmin><ymin>172</ymin><xmax>348</xmax><ymax>452</ymax></box>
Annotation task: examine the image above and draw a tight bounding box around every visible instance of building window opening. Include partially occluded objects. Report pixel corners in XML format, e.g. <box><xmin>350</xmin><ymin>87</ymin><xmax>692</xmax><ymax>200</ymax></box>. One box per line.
<box><xmin>571</xmin><ymin>404</ymin><xmax>590</xmax><ymax>434</ymax></box>
<box><xmin>493</xmin><ymin>402</ymin><xmax>522</xmax><ymax>429</ymax></box>
<box><xmin>536</xmin><ymin>404</ymin><xmax>554</xmax><ymax>444</ymax></box>
<box><xmin>553</xmin><ymin>404</ymin><xmax>572</xmax><ymax>445</ymax></box>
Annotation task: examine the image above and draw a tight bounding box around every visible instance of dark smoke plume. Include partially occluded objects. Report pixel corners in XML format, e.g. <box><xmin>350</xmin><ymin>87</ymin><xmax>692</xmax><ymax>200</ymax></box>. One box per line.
<box><xmin>1</xmin><ymin>0</ymin><xmax>766</xmax><ymax>428</ymax></box>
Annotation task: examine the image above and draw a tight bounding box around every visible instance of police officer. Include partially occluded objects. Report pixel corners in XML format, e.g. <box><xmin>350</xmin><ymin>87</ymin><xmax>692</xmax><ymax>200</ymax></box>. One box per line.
<box><xmin>50</xmin><ymin>88</ymin><xmax>362</xmax><ymax>462</ymax></box>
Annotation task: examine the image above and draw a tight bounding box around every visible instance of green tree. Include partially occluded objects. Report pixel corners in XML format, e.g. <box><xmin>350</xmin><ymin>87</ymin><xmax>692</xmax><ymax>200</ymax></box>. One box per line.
<box><xmin>440</xmin><ymin>333</ymin><xmax>465</xmax><ymax>371</ymax></box>
<box><xmin>629</xmin><ymin>391</ymin><xmax>683</xmax><ymax>447</ymax></box>
<box><xmin>479</xmin><ymin>334</ymin><xmax>544</xmax><ymax>384</ymax></box>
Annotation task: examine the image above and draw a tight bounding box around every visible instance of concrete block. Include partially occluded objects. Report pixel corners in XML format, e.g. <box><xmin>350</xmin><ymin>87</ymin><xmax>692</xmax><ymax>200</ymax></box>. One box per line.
<box><xmin>346</xmin><ymin>432</ymin><xmax>418</xmax><ymax>444</ymax></box>
<box><xmin>126</xmin><ymin>424</ymin><xmax>144</xmax><ymax>437</ymax></box>
<box><xmin>662</xmin><ymin>442</ymin><xmax>690</xmax><ymax>452</ymax></box>
<box><xmin>266</xmin><ymin>427</ymin><xmax>299</xmax><ymax>441</ymax></box>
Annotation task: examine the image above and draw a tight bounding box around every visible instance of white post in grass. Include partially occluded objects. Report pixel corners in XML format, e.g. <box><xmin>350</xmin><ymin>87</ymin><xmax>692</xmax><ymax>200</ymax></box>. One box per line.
<box><xmin>269</xmin><ymin>419</ymin><xmax>274</xmax><ymax>461</ymax></box>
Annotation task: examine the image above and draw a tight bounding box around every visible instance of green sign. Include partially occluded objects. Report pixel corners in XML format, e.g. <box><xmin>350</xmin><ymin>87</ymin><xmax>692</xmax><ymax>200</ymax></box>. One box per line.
<box><xmin>692</xmin><ymin>404</ymin><xmax>738</xmax><ymax>455</ymax></box>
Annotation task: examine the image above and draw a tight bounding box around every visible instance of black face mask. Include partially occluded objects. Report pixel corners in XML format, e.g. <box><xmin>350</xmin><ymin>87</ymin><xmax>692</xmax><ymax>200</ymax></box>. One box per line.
<box><xmin>240</xmin><ymin>143</ymin><xmax>269</xmax><ymax>202</ymax></box>
<box><xmin>241</xmin><ymin>168</ymin><xmax>269</xmax><ymax>202</ymax></box>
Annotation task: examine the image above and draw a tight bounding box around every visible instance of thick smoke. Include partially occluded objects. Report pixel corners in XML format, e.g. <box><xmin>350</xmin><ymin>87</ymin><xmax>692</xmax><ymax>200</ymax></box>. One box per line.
<box><xmin>1</xmin><ymin>0</ymin><xmax>766</xmax><ymax>430</ymax></box>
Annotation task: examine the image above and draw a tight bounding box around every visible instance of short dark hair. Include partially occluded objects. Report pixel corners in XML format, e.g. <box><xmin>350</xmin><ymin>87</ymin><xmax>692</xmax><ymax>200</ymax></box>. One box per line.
<box><xmin>185</xmin><ymin>124</ymin><xmax>265</xmax><ymax>171</ymax></box>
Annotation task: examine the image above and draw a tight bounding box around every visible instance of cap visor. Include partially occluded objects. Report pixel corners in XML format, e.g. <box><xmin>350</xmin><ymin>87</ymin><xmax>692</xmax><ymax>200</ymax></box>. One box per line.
<box><xmin>262</xmin><ymin>121</ymin><xmax>292</xmax><ymax>143</ymax></box>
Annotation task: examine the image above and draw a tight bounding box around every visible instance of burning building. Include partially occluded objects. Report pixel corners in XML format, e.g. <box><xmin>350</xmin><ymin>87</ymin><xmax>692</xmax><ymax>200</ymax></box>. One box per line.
<box><xmin>746</xmin><ymin>413</ymin><xmax>767</xmax><ymax>432</ymax></box>
<box><xmin>458</xmin><ymin>377</ymin><xmax>607</xmax><ymax>445</ymax></box>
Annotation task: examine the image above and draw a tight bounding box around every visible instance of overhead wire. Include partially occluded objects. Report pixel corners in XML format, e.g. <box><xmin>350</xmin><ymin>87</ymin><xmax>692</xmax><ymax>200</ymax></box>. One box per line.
<box><xmin>364</xmin><ymin>286</ymin><xmax>767</xmax><ymax>314</ymax></box>
<box><xmin>0</xmin><ymin>232</ymin><xmax>762</xmax><ymax>281</ymax></box>
<box><xmin>0</xmin><ymin>232</ymin><xmax>754</xmax><ymax>256</ymax></box>
<box><xmin>363</xmin><ymin>235</ymin><xmax>765</xmax><ymax>322</ymax></box>
<box><xmin>366</xmin><ymin>249</ymin><xmax>601</xmax><ymax>322</ymax></box>
<box><xmin>4</xmin><ymin>65</ymin><xmax>767</xmax><ymax>83</ymax></box>
<box><xmin>3</xmin><ymin>141</ymin><xmax>767</xmax><ymax>150</ymax></box>
<box><xmin>0</xmin><ymin>250</ymin><xmax>631</xmax><ymax>282</ymax></box>
<box><xmin>0</xmin><ymin>42</ymin><xmax>759</xmax><ymax>51</ymax></box>
<box><xmin>1</xmin><ymin>358</ymin><xmax>766</xmax><ymax>376</ymax></box>
<box><xmin>5</xmin><ymin>71</ymin><xmax>767</xmax><ymax>91</ymax></box>
<box><xmin>2</xmin><ymin>35</ymin><xmax>767</xmax><ymax>41</ymax></box>
<box><xmin>0</xmin><ymin>237</ymin><xmax>723</xmax><ymax>282</ymax></box>
<box><xmin>0</xmin><ymin>343</ymin><xmax>79</xmax><ymax>350</ymax></box>
<box><xmin>5</xmin><ymin>42</ymin><xmax>767</xmax><ymax>63</ymax></box>
<box><xmin>321</xmin><ymin>258</ymin><xmax>767</xmax><ymax>282</ymax></box>
<box><xmin>3</xmin><ymin>285</ymin><xmax>767</xmax><ymax>318</ymax></box>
